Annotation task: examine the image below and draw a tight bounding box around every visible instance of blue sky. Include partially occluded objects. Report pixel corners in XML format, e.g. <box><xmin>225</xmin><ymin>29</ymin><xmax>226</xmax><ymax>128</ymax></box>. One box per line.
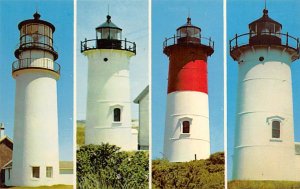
<box><xmin>76</xmin><ymin>0</ymin><xmax>149</xmax><ymax>121</ymax></box>
<box><xmin>152</xmin><ymin>0</ymin><xmax>224</xmax><ymax>159</ymax></box>
<box><xmin>227</xmin><ymin>0</ymin><xmax>300</xmax><ymax>180</ymax></box>
<box><xmin>0</xmin><ymin>0</ymin><xmax>74</xmax><ymax>161</ymax></box>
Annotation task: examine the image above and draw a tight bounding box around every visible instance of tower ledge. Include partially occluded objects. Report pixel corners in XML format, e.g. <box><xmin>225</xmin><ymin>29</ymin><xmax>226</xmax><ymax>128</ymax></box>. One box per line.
<box><xmin>81</xmin><ymin>38</ymin><xmax>136</xmax><ymax>54</ymax></box>
<box><xmin>163</xmin><ymin>36</ymin><xmax>214</xmax><ymax>57</ymax></box>
<box><xmin>12</xmin><ymin>58</ymin><xmax>60</xmax><ymax>79</ymax></box>
<box><xmin>230</xmin><ymin>32</ymin><xmax>300</xmax><ymax>62</ymax></box>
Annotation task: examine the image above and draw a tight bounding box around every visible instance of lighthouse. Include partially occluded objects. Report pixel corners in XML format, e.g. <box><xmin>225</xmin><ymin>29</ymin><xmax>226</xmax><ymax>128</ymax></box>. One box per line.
<box><xmin>163</xmin><ymin>17</ymin><xmax>214</xmax><ymax>162</ymax></box>
<box><xmin>11</xmin><ymin>12</ymin><xmax>60</xmax><ymax>186</ymax></box>
<box><xmin>81</xmin><ymin>15</ymin><xmax>137</xmax><ymax>150</ymax></box>
<box><xmin>230</xmin><ymin>8</ymin><xmax>300</xmax><ymax>180</ymax></box>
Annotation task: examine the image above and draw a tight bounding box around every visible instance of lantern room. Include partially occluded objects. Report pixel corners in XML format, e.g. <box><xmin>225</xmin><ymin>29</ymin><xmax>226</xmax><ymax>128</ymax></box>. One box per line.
<box><xmin>15</xmin><ymin>12</ymin><xmax>58</xmax><ymax>60</ymax></box>
<box><xmin>81</xmin><ymin>15</ymin><xmax>136</xmax><ymax>54</ymax></box>
<box><xmin>176</xmin><ymin>17</ymin><xmax>201</xmax><ymax>43</ymax></box>
<box><xmin>249</xmin><ymin>9</ymin><xmax>282</xmax><ymax>45</ymax></box>
<box><xmin>95</xmin><ymin>15</ymin><xmax>122</xmax><ymax>49</ymax></box>
<box><xmin>96</xmin><ymin>15</ymin><xmax>122</xmax><ymax>40</ymax></box>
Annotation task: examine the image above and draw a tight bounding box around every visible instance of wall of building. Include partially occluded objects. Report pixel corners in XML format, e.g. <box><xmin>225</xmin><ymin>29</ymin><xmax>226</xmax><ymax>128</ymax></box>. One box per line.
<box><xmin>138</xmin><ymin>91</ymin><xmax>149</xmax><ymax>150</ymax></box>
<box><xmin>0</xmin><ymin>138</ymin><xmax>13</xmax><ymax>186</ymax></box>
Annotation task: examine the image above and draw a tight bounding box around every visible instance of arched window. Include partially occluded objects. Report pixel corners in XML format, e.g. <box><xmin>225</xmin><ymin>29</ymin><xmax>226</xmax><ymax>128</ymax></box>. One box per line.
<box><xmin>182</xmin><ymin>121</ymin><xmax>190</xmax><ymax>134</ymax></box>
<box><xmin>272</xmin><ymin>120</ymin><xmax>280</xmax><ymax>138</ymax></box>
<box><xmin>113</xmin><ymin>108</ymin><xmax>121</xmax><ymax>122</ymax></box>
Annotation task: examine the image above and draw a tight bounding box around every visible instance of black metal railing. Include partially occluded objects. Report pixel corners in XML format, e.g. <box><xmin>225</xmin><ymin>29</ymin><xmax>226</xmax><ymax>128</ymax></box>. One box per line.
<box><xmin>229</xmin><ymin>32</ymin><xmax>300</xmax><ymax>52</ymax></box>
<box><xmin>163</xmin><ymin>35</ymin><xmax>214</xmax><ymax>50</ymax></box>
<box><xmin>81</xmin><ymin>38</ymin><xmax>136</xmax><ymax>54</ymax></box>
<box><xmin>12</xmin><ymin>58</ymin><xmax>60</xmax><ymax>74</ymax></box>
<box><xmin>18</xmin><ymin>41</ymin><xmax>55</xmax><ymax>52</ymax></box>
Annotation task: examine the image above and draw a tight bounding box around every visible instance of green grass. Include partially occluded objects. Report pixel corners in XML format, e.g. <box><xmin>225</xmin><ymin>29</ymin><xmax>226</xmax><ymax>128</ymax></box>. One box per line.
<box><xmin>77</xmin><ymin>120</ymin><xmax>85</xmax><ymax>146</ymax></box>
<box><xmin>228</xmin><ymin>180</ymin><xmax>300</xmax><ymax>189</ymax></box>
<box><xmin>10</xmin><ymin>185</ymin><xmax>73</xmax><ymax>189</ymax></box>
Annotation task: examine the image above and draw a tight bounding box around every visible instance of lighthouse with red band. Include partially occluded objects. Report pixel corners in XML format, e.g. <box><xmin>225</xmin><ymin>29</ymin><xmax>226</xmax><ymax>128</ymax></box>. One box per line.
<box><xmin>163</xmin><ymin>17</ymin><xmax>214</xmax><ymax>162</ymax></box>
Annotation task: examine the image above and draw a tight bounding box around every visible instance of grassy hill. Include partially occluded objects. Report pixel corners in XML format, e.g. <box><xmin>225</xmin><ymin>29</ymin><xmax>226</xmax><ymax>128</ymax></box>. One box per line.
<box><xmin>152</xmin><ymin>152</ymin><xmax>224</xmax><ymax>189</ymax></box>
<box><xmin>228</xmin><ymin>180</ymin><xmax>300</xmax><ymax>189</ymax></box>
<box><xmin>9</xmin><ymin>185</ymin><xmax>72</xmax><ymax>189</ymax></box>
<box><xmin>77</xmin><ymin>120</ymin><xmax>85</xmax><ymax>146</ymax></box>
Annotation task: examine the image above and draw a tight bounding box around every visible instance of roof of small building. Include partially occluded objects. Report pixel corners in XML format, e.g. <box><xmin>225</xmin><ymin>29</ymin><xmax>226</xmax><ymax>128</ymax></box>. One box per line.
<box><xmin>59</xmin><ymin>161</ymin><xmax>73</xmax><ymax>170</ymax></box>
<box><xmin>0</xmin><ymin>136</ymin><xmax>13</xmax><ymax>144</ymax></box>
<box><xmin>295</xmin><ymin>142</ymin><xmax>300</xmax><ymax>155</ymax></box>
<box><xmin>134</xmin><ymin>85</ymin><xmax>149</xmax><ymax>104</ymax></box>
<box><xmin>2</xmin><ymin>160</ymin><xmax>73</xmax><ymax>170</ymax></box>
<box><xmin>2</xmin><ymin>160</ymin><xmax>12</xmax><ymax>169</ymax></box>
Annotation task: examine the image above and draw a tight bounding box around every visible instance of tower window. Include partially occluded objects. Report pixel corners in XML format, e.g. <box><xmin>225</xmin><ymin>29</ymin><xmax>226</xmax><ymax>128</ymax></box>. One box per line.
<box><xmin>113</xmin><ymin>108</ymin><xmax>121</xmax><ymax>122</ymax></box>
<box><xmin>46</xmin><ymin>166</ymin><xmax>53</xmax><ymax>178</ymax></box>
<box><xmin>272</xmin><ymin>121</ymin><xmax>280</xmax><ymax>138</ymax></box>
<box><xmin>32</xmin><ymin>167</ymin><xmax>40</xmax><ymax>178</ymax></box>
<box><xmin>182</xmin><ymin>121</ymin><xmax>190</xmax><ymax>134</ymax></box>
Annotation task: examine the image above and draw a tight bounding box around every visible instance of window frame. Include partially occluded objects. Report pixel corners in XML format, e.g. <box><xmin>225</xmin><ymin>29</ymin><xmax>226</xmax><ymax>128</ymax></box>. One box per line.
<box><xmin>113</xmin><ymin>108</ymin><xmax>121</xmax><ymax>122</ymax></box>
<box><xmin>179</xmin><ymin>117</ymin><xmax>193</xmax><ymax>136</ymax></box>
<box><xmin>272</xmin><ymin>120</ymin><xmax>281</xmax><ymax>139</ymax></box>
<box><xmin>266</xmin><ymin>115</ymin><xmax>284</xmax><ymax>141</ymax></box>
<box><xmin>31</xmin><ymin>166</ymin><xmax>40</xmax><ymax>179</ymax></box>
<box><xmin>110</xmin><ymin>104</ymin><xmax>123</xmax><ymax>124</ymax></box>
<box><xmin>46</xmin><ymin>166</ymin><xmax>53</xmax><ymax>178</ymax></box>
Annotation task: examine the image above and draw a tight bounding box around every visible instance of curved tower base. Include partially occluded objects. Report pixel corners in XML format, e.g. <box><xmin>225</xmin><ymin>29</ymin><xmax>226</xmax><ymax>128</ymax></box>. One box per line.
<box><xmin>164</xmin><ymin>91</ymin><xmax>210</xmax><ymax>162</ymax></box>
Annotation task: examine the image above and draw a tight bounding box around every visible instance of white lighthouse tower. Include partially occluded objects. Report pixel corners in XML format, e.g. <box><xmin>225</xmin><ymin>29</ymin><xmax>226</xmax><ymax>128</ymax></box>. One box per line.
<box><xmin>81</xmin><ymin>15</ymin><xmax>137</xmax><ymax>150</ymax></box>
<box><xmin>230</xmin><ymin>8</ymin><xmax>300</xmax><ymax>180</ymax></box>
<box><xmin>11</xmin><ymin>12</ymin><xmax>60</xmax><ymax>186</ymax></box>
<box><xmin>163</xmin><ymin>17</ymin><xmax>214</xmax><ymax>162</ymax></box>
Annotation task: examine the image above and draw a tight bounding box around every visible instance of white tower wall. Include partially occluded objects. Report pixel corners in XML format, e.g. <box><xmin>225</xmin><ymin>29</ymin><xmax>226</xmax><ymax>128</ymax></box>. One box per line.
<box><xmin>164</xmin><ymin>91</ymin><xmax>210</xmax><ymax>162</ymax></box>
<box><xmin>233</xmin><ymin>48</ymin><xmax>298</xmax><ymax>180</ymax></box>
<box><xmin>12</xmin><ymin>61</ymin><xmax>60</xmax><ymax>185</ymax></box>
<box><xmin>84</xmin><ymin>49</ymin><xmax>136</xmax><ymax>150</ymax></box>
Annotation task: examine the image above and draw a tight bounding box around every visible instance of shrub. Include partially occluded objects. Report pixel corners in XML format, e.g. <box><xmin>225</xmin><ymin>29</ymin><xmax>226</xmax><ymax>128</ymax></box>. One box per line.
<box><xmin>77</xmin><ymin>144</ymin><xmax>149</xmax><ymax>189</ymax></box>
<box><xmin>152</xmin><ymin>152</ymin><xmax>224</xmax><ymax>189</ymax></box>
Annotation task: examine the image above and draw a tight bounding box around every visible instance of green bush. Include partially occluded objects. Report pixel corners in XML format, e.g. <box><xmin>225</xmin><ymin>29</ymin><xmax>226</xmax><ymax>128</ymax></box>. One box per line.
<box><xmin>152</xmin><ymin>152</ymin><xmax>224</xmax><ymax>189</ymax></box>
<box><xmin>77</xmin><ymin>144</ymin><xmax>149</xmax><ymax>189</ymax></box>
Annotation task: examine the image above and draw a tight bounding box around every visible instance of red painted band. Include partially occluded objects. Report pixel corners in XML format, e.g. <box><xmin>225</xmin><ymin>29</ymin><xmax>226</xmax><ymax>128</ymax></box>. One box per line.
<box><xmin>166</xmin><ymin>45</ymin><xmax>209</xmax><ymax>94</ymax></box>
<box><xmin>168</xmin><ymin>60</ymin><xmax>207</xmax><ymax>93</ymax></box>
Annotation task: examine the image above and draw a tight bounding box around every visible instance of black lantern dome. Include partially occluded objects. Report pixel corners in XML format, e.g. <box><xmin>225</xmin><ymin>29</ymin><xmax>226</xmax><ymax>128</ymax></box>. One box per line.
<box><xmin>176</xmin><ymin>17</ymin><xmax>201</xmax><ymax>43</ymax></box>
<box><xmin>249</xmin><ymin>9</ymin><xmax>282</xmax><ymax>45</ymax></box>
<box><xmin>15</xmin><ymin>12</ymin><xmax>58</xmax><ymax>60</ymax></box>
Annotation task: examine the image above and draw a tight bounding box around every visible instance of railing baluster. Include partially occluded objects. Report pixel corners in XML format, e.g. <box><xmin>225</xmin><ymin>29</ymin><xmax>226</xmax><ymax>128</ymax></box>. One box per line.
<box><xmin>286</xmin><ymin>32</ymin><xmax>289</xmax><ymax>46</ymax></box>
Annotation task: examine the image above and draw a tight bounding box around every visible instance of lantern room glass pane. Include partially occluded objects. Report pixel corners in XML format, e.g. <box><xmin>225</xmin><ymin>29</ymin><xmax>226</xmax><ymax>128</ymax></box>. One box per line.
<box><xmin>101</xmin><ymin>28</ymin><xmax>110</xmax><ymax>39</ymax></box>
<box><xmin>97</xmin><ymin>28</ymin><xmax>121</xmax><ymax>40</ymax></box>
<box><xmin>20</xmin><ymin>23</ymin><xmax>53</xmax><ymax>49</ymax></box>
<box><xmin>177</xmin><ymin>27</ymin><xmax>200</xmax><ymax>38</ymax></box>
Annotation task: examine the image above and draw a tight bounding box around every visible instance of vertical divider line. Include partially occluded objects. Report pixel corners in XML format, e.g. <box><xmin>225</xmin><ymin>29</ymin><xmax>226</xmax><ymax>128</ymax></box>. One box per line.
<box><xmin>223</xmin><ymin>0</ymin><xmax>228</xmax><ymax>188</ymax></box>
<box><xmin>73</xmin><ymin>0</ymin><xmax>77</xmax><ymax>188</ymax></box>
<box><xmin>148</xmin><ymin>0</ymin><xmax>152</xmax><ymax>188</ymax></box>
